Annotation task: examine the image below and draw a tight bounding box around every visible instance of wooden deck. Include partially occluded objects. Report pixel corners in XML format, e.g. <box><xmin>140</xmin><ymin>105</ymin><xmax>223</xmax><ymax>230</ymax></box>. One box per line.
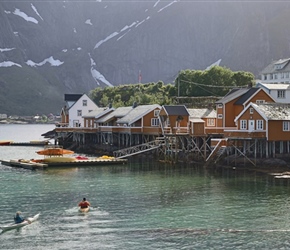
<box><xmin>0</xmin><ymin>157</ymin><xmax>128</xmax><ymax>170</ymax></box>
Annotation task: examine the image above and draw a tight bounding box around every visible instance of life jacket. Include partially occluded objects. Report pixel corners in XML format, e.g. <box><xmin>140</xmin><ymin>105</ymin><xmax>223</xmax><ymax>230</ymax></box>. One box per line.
<box><xmin>79</xmin><ymin>201</ymin><xmax>89</xmax><ymax>208</ymax></box>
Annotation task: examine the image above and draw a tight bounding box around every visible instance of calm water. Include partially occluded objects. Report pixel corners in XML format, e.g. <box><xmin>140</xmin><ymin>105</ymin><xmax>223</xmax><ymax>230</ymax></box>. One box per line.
<box><xmin>1</xmin><ymin>124</ymin><xmax>290</xmax><ymax>249</ymax></box>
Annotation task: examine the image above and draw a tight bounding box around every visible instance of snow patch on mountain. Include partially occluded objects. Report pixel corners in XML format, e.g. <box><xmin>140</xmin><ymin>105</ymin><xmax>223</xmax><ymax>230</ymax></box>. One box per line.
<box><xmin>0</xmin><ymin>48</ymin><xmax>15</xmax><ymax>52</ymax></box>
<box><xmin>31</xmin><ymin>4</ymin><xmax>43</xmax><ymax>21</ymax></box>
<box><xmin>90</xmin><ymin>55</ymin><xmax>113</xmax><ymax>87</ymax></box>
<box><xmin>13</xmin><ymin>8</ymin><xmax>38</xmax><ymax>24</ymax></box>
<box><xmin>94</xmin><ymin>32</ymin><xmax>119</xmax><ymax>49</ymax></box>
<box><xmin>26</xmin><ymin>56</ymin><xmax>64</xmax><ymax>67</ymax></box>
<box><xmin>85</xmin><ymin>19</ymin><xmax>92</xmax><ymax>25</ymax></box>
<box><xmin>158</xmin><ymin>0</ymin><xmax>178</xmax><ymax>12</ymax></box>
<box><xmin>0</xmin><ymin>61</ymin><xmax>22</xmax><ymax>67</ymax></box>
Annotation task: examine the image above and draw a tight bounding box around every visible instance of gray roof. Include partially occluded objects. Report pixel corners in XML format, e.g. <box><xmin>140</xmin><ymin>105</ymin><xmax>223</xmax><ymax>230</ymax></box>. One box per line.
<box><xmin>216</xmin><ymin>88</ymin><xmax>248</xmax><ymax>104</ymax></box>
<box><xmin>64</xmin><ymin>94</ymin><xmax>83</xmax><ymax>108</ymax></box>
<box><xmin>82</xmin><ymin>107</ymin><xmax>114</xmax><ymax>118</ymax></box>
<box><xmin>95</xmin><ymin>106</ymin><xmax>132</xmax><ymax>123</ymax></box>
<box><xmin>117</xmin><ymin>104</ymin><xmax>161</xmax><ymax>125</ymax></box>
<box><xmin>189</xmin><ymin>118</ymin><xmax>205</xmax><ymax>123</ymax></box>
<box><xmin>187</xmin><ymin>108</ymin><xmax>216</xmax><ymax>118</ymax></box>
<box><xmin>64</xmin><ymin>94</ymin><xmax>82</xmax><ymax>102</ymax></box>
<box><xmin>253</xmin><ymin>103</ymin><xmax>290</xmax><ymax>120</ymax></box>
<box><xmin>256</xmin><ymin>82</ymin><xmax>290</xmax><ymax>90</ymax></box>
<box><xmin>260</xmin><ymin>58</ymin><xmax>290</xmax><ymax>74</ymax></box>
<box><xmin>234</xmin><ymin>88</ymin><xmax>261</xmax><ymax>105</ymax></box>
<box><xmin>162</xmin><ymin>105</ymin><xmax>189</xmax><ymax>116</ymax></box>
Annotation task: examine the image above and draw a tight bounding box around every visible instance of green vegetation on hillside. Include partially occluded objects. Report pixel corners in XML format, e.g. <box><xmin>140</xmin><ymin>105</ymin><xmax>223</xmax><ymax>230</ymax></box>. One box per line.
<box><xmin>90</xmin><ymin>66</ymin><xmax>255</xmax><ymax>107</ymax></box>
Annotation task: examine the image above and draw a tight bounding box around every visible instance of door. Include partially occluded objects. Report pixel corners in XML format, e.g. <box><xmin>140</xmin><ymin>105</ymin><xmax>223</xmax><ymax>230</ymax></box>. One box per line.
<box><xmin>248</xmin><ymin>120</ymin><xmax>255</xmax><ymax>132</ymax></box>
<box><xmin>73</xmin><ymin>120</ymin><xmax>80</xmax><ymax>127</ymax></box>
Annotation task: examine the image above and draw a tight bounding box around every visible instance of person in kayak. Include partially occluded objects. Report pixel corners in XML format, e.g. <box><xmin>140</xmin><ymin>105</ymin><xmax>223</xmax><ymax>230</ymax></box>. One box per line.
<box><xmin>14</xmin><ymin>211</ymin><xmax>25</xmax><ymax>224</ymax></box>
<box><xmin>78</xmin><ymin>198</ymin><xmax>91</xmax><ymax>209</ymax></box>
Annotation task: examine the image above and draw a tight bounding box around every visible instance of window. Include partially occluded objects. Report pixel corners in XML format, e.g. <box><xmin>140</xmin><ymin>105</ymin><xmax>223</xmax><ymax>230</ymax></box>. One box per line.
<box><xmin>274</xmin><ymin>73</ymin><xmax>278</xmax><ymax>79</ymax></box>
<box><xmin>218</xmin><ymin>114</ymin><xmax>223</xmax><ymax>119</ymax></box>
<box><xmin>256</xmin><ymin>100</ymin><xmax>265</xmax><ymax>104</ymax></box>
<box><xmin>286</xmin><ymin>72</ymin><xmax>289</xmax><ymax>79</ymax></box>
<box><xmin>249</xmin><ymin>108</ymin><xmax>254</xmax><ymax>114</ymax></box>
<box><xmin>283</xmin><ymin>121</ymin><xmax>290</xmax><ymax>131</ymax></box>
<box><xmin>240</xmin><ymin>120</ymin><xmax>247</xmax><ymax>130</ymax></box>
<box><xmin>83</xmin><ymin>100</ymin><xmax>87</xmax><ymax>106</ymax></box>
<box><xmin>218</xmin><ymin>104</ymin><xmax>222</xmax><ymax>108</ymax></box>
<box><xmin>207</xmin><ymin>119</ymin><xmax>215</xmax><ymax>126</ymax></box>
<box><xmin>256</xmin><ymin>120</ymin><xmax>263</xmax><ymax>130</ymax></box>
<box><xmin>151</xmin><ymin>118</ymin><xmax>159</xmax><ymax>126</ymax></box>
<box><xmin>166</xmin><ymin>118</ymin><xmax>170</xmax><ymax>126</ymax></box>
<box><xmin>77</xmin><ymin>110</ymin><xmax>82</xmax><ymax>116</ymax></box>
<box><xmin>277</xmin><ymin>90</ymin><xmax>285</xmax><ymax>99</ymax></box>
<box><xmin>154</xmin><ymin>110</ymin><xmax>160</xmax><ymax>117</ymax></box>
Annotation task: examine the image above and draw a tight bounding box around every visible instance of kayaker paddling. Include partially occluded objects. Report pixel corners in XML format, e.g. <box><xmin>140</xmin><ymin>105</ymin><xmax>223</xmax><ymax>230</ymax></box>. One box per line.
<box><xmin>1</xmin><ymin>213</ymin><xmax>39</xmax><ymax>232</ymax></box>
<box><xmin>14</xmin><ymin>211</ymin><xmax>25</xmax><ymax>224</ymax></box>
<box><xmin>78</xmin><ymin>198</ymin><xmax>90</xmax><ymax>209</ymax></box>
<box><xmin>78</xmin><ymin>198</ymin><xmax>91</xmax><ymax>212</ymax></box>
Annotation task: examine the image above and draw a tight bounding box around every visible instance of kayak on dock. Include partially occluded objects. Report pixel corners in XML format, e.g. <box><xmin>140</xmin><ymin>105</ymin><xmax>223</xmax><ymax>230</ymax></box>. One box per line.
<box><xmin>0</xmin><ymin>213</ymin><xmax>40</xmax><ymax>232</ymax></box>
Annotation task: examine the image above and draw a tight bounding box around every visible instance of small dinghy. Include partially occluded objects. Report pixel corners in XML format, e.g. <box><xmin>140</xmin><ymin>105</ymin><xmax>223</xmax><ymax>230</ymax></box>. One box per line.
<box><xmin>0</xmin><ymin>213</ymin><xmax>40</xmax><ymax>232</ymax></box>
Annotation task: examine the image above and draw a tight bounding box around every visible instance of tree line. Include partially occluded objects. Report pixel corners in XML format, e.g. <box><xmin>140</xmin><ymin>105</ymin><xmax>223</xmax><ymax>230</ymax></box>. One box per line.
<box><xmin>90</xmin><ymin>66</ymin><xmax>255</xmax><ymax>108</ymax></box>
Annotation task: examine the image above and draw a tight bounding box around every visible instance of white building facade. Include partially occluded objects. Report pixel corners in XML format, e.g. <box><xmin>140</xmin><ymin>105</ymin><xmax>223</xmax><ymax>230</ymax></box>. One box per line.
<box><xmin>260</xmin><ymin>58</ymin><xmax>290</xmax><ymax>84</ymax></box>
<box><xmin>256</xmin><ymin>82</ymin><xmax>290</xmax><ymax>103</ymax></box>
<box><xmin>68</xmin><ymin>94</ymin><xmax>98</xmax><ymax>127</ymax></box>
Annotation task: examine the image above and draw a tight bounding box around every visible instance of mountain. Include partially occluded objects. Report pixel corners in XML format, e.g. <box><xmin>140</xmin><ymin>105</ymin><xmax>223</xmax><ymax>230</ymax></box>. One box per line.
<box><xmin>1</xmin><ymin>1</ymin><xmax>290</xmax><ymax>115</ymax></box>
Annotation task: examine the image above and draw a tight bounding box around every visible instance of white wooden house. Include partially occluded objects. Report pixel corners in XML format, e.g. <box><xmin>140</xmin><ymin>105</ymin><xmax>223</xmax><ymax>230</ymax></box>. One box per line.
<box><xmin>256</xmin><ymin>82</ymin><xmax>290</xmax><ymax>104</ymax></box>
<box><xmin>260</xmin><ymin>58</ymin><xmax>290</xmax><ymax>84</ymax></box>
<box><xmin>63</xmin><ymin>94</ymin><xmax>98</xmax><ymax>127</ymax></box>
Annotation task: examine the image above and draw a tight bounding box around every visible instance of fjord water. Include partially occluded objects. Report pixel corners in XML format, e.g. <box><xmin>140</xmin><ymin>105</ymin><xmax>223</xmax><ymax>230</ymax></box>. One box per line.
<box><xmin>1</xmin><ymin>125</ymin><xmax>290</xmax><ymax>249</ymax></box>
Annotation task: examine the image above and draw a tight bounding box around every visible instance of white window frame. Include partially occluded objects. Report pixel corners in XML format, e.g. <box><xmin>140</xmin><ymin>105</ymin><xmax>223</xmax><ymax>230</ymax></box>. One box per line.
<box><xmin>83</xmin><ymin>100</ymin><xmax>87</xmax><ymax>106</ymax></box>
<box><xmin>249</xmin><ymin>108</ymin><xmax>254</xmax><ymax>114</ymax></box>
<box><xmin>207</xmin><ymin>118</ymin><xmax>215</xmax><ymax>126</ymax></box>
<box><xmin>240</xmin><ymin>120</ymin><xmax>247</xmax><ymax>130</ymax></box>
<box><xmin>283</xmin><ymin>121</ymin><xmax>290</xmax><ymax>131</ymax></box>
<box><xmin>154</xmin><ymin>110</ymin><xmax>160</xmax><ymax>117</ymax></box>
<box><xmin>151</xmin><ymin>118</ymin><xmax>159</xmax><ymax>126</ymax></box>
<box><xmin>256</xmin><ymin>100</ymin><xmax>265</xmax><ymax>104</ymax></box>
<box><xmin>256</xmin><ymin>120</ymin><xmax>263</xmax><ymax>130</ymax></box>
<box><xmin>77</xmin><ymin>110</ymin><xmax>82</xmax><ymax>116</ymax></box>
<box><xmin>277</xmin><ymin>90</ymin><xmax>285</xmax><ymax>99</ymax></box>
<box><xmin>218</xmin><ymin>114</ymin><xmax>223</xmax><ymax>119</ymax></box>
<box><xmin>218</xmin><ymin>104</ymin><xmax>222</xmax><ymax>108</ymax></box>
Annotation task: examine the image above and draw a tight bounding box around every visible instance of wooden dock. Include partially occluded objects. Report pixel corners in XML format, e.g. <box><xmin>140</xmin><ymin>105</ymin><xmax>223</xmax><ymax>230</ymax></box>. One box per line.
<box><xmin>0</xmin><ymin>157</ymin><xmax>128</xmax><ymax>170</ymax></box>
<box><xmin>0</xmin><ymin>141</ymin><xmax>50</xmax><ymax>147</ymax></box>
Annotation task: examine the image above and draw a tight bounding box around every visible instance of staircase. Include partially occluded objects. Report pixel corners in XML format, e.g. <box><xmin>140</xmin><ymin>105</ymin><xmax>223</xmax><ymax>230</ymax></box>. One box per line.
<box><xmin>113</xmin><ymin>137</ymin><xmax>165</xmax><ymax>159</ymax></box>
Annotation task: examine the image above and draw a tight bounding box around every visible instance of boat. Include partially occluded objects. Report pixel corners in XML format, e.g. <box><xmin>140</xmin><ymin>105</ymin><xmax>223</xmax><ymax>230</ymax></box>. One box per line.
<box><xmin>79</xmin><ymin>207</ymin><xmax>90</xmax><ymax>213</ymax></box>
<box><xmin>0</xmin><ymin>140</ymin><xmax>13</xmax><ymax>146</ymax></box>
<box><xmin>36</xmin><ymin>148</ymin><xmax>74</xmax><ymax>156</ymax></box>
<box><xmin>0</xmin><ymin>213</ymin><xmax>40</xmax><ymax>232</ymax></box>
